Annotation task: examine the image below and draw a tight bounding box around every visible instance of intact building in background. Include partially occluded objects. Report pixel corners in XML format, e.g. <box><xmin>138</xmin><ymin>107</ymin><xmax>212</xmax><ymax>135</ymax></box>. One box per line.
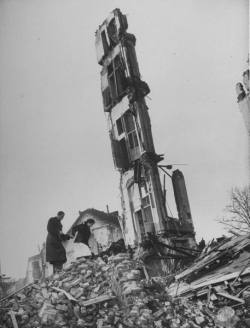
<box><xmin>236</xmin><ymin>68</ymin><xmax>250</xmax><ymax>181</ymax></box>
<box><xmin>95</xmin><ymin>9</ymin><xmax>196</xmax><ymax>250</ymax></box>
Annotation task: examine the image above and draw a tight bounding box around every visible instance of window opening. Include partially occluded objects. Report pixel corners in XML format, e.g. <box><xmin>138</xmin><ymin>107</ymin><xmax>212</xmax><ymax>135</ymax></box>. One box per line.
<box><xmin>116</xmin><ymin>117</ymin><xmax>124</xmax><ymax>135</ymax></box>
<box><xmin>101</xmin><ymin>30</ymin><xmax>109</xmax><ymax>55</ymax></box>
<box><xmin>134</xmin><ymin>210</ymin><xmax>146</xmax><ymax>236</ymax></box>
<box><xmin>140</xmin><ymin>183</ymin><xmax>154</xmax><ymax>224</ymax></box>
<box><xmin>108</xmin><ymin>63</ymin><xmax>116</xmax><ymax>101</ymax></box>
<box><xmin>107</xmin><ymin>18</ymin><xmax>118</xmax><ymax>47</ymax></box>
<box><xmin>144</xmin><ymin>206</ymin><xmax>153</xmax><ymax>223</ymax></box>
<box><xmin>149</xmin><ymin>192</ymin><xmax>155</xmax><ymax>208</ymax></box>
<box><xmin>103</xmin><ymin>89</ymin><xmax>112</xmax><ymax>109</ymax></box>
<box><xmin>124</xmin><ymin>111</ymin><xmax>139</xmax><ymax>150</ymax></box>
<box><xmin>142</xmin><ymin>195</ymin><xmax>150</xmax><ymax>207</ymax></box>
<box><xmin>110</xmin><ymin>134</ymin><xmax>129</xmax><ymax>170</ymax></box>
<box><xmin>114</xmin><ymin>56</ymin><xmax>127</xmax><ymax>97</ymax></box>
<box><xmin>127</xmin><ymin>184</ymin><xmax>139</xmax><ymax>240</ymax></box>
<box><xmin>101</xmin><ymin>68</ymin><xmax>112</xmax><ymax>111</ymax></box>
<box><xmin>107</xmin><ymin>55</ymin><xmax>127</xmax><ymax>103</ymax></box>
<box><xmin>119</xmin><ymin>138</ymin><xmax>129</xmax><ymax>169</ymax></box>
<box><xmin>124</xmin><ymin>111</ymin><xmax>135</xmax><ymax>131</ymax></box>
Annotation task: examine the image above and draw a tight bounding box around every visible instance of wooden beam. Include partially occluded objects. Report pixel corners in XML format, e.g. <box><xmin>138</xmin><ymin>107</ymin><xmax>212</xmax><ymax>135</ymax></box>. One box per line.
<box><xmin>81</xmin><ymin>294</ymin><xmax>115</xmax><ymax>307</ymax></box>
<box><xmin>142</xmin><ymin>265</ymin><xmax>149</xmax><ymax>281</ymax></box>
<box><xmin>217</xmin><ymin>292</ymin><xmax>245</xmax><ymax>304</ymax></box>
<box><xmin>0</xmin><ymin>283</ymin><xmax>33</xmax><ymax>303</ymax></box>
<box><xmin>172</xmin><ymin>268</ymin><xmax>250</xmax><ymax>297</ymax></box>
<box><xmin>51</xmin><ymin>287</ymin><xmax>77</xmax><ymax>302</ymax></box>
<box><xmin>231</xmin><ymin>262</ymin><xmax>249</xmax><ymax>286</ymax></box>
<box><xmin>9</xmin><ymin>311</ymin><xmax>19</xmax><ymax>328</ymax></box>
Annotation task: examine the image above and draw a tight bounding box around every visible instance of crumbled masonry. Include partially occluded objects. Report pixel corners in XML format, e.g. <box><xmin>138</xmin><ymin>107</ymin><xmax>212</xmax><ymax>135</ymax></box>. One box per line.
<box><xmin>0</xmin><ymin>236</ymin><xmax>250</xmax><ymax>328</ymax></box>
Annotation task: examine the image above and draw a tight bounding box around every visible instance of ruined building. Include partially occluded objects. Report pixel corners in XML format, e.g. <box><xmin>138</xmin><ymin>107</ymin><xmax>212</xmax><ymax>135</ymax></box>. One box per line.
<box><xmin>236</xmin><ymin>68</ymin><xmax>250</xmax><ymax>181</ymax></box>
<box><xmin>95</xmin><ymin>9</ymin><xmax>196</xmax><ymax>252</ymax></box>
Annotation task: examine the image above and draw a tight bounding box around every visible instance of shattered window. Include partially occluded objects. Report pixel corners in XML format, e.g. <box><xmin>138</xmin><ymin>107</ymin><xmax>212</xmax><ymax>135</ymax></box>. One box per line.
<box><xmin>140</xmin><ymin>181</ymin><xmax>154</xmax><ymax>224</ymax></box>
<box><xmin>107</xmin><ymin>62</ymin><xmax>113</xmax><ymax>75</ymax></box>
<box><xmin>116</xmin><ymin>71</ymin><xmax>126</xmax><ymax>97</ymax></box>
<box><xmin>141</xmin><ymin>183</ymin><xmax>148</xmax><ymax>196</ymax></box>
<box><xmin>114</xmin><ymin>55</ymin><xmax>121</xmax><ymax>68</ymax></box>
<box><xmin>149</xmin><ymin>192</ymin><xmax>155</xmax><ymax>208</ymax></box>
<box><xmin>128</xmin><ymin>131</ymin><xmax>139</xmax><ymax>149</ymax></box>
<box><xmin>116</xmin><ymin>117</ymin><xmax>124</xmax><ymax>135</ymax></box>
<box><xmin>107</xmin><ymin>55</ymin><xmax>126</xmax><ymax>102</ymax></box>
<box><xmin>134</xmin><ymin>210</ymin><xmax>146</xmax><ymax>236</ymax></box>
<box><xmin>110</xmin><ymin>135</ymin><xmax>129</xmax><ymax>170</ymax></box>
<box><xmin>101</xmin><ymin>68</ymin><xmax>112</xmax><ymax>110</ymax></box>
<box><xmin>108</xmin><ymin>63</ymin><xmax>116</xmax><ymax>101</ymax></box>
<box><xmin>107</xmin><ymin>18</ymin><xmax>118</xmax><ymax>47</ymax></box>
<box><xmin>102</xmin><ymin>88</ymin><xmax>112</xmax><ymax>109</ymax></box>
<box><xmin>115</xmin><ymin>57</ymin><xmax>127</xmax><ymax>97</ymax></box>
<box><xmin>143</xmin><ymin>206</ymin><xmax>153</xmax><ymax>223</ymax></box>
<box><xmin>123</xmin><ymin>110</ymin><xmax>139</xmax><ymax>151</ymax></box>
<box><xmin>101</xmin><ymin>30</ymin><xmax>109</xmax><ymax>55</ymax></box>
<box><xmin>142</xmin><ymin>195</ymin><xmax>150</xmax><ymax>207</ymax></box>
<box><xmin>115</xmin><ymin>110</ymin><xmax>140</xmax><ymax>162</ymax></box>
<box><xmin>124</xmin><ymin>111</ymin><xmax>135</xmax><ymax>132</ymax></box>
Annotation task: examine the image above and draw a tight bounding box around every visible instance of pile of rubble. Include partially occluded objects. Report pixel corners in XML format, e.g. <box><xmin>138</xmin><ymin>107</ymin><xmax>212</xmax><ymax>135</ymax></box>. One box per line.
<box><xmin>169</xmin><ymin>234</ymin><xmax>250</xmax><ymax>297</ymax></box>
<box><xmin>0</xmin><ymin>254</ymin><xmax>148</xmax><ymax>328</ymax></box>
<box><xmin>0</xmin><ymin>234</ymin><xmax>250</xmax><ymax>328</ymax></box>
<box><xmin>166</xmin><ymin>233</ymin><xmax>250</xmax><ymax>327</ymax></box>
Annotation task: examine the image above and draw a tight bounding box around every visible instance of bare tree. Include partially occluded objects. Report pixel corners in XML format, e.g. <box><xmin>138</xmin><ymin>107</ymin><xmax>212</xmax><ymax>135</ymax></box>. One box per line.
<box><xmin>219</xmin><ymin>186</ymin><xmax>250</xmax><ymax>235</ymax></box>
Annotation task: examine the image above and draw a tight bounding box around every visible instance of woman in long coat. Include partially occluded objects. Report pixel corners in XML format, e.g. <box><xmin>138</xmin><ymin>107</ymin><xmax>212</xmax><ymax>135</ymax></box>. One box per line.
<box><xmin>72</xmin><ymin>218</ymin><xmax>95</xmax><ymax>246</ymax></box>
<box><xmin>46</xmin><ymin>211</ymin><xmax>70</xmax><ymax>273</ymax></box>
<box><xmin>71</xmin><ymin>219</ymin><xmax>95</xmax><ymax>257</ymax></box>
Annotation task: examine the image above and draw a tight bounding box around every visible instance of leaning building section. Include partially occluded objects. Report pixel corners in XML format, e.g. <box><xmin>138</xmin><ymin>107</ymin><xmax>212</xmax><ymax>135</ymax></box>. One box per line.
<box><xmin>95</xmin><ymin>9</ymin><xmax>196</xmax><ymax>251</ymax></box>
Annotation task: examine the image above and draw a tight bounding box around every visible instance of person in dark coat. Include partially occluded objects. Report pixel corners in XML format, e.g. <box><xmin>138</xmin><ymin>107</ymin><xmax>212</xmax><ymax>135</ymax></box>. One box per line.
<box><xmin>46</xmin><ymin>211</ymin><xmax>71</xmax><ymax>273</ymax></box>
<box><xmin>72</xmin><ymin>218</ymin><xmax>95</xmax><ymax>248</ymax></box>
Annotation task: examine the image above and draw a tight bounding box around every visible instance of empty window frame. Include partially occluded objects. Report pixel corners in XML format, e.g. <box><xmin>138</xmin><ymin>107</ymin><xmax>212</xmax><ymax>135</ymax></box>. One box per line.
<box><xmin>143</xmin><ymin>205</ymin><xmax>153</xmax><ymax>223</ymax></box>
<box><xmin>128</xmin><ymin>132</ymin><xmax>139</xmax><ymax>149</ymax></box>
<box><xmin>101</xmin><ymin>30</ymin><xmax>109</xmax><ymax>55</ymax></box>
<box><xmin>107</xmin><ymin>18</ymin><xmax>118</xmax><ymax>47</ymax></box>
<box><xmin>107</xmin><ymin>55</ymin><xmax>127</xmax><ymax>103</ymax></box>
<box><xmin>141</xmin><ymin>195</ymin><xmax>150</xmax><ymax>207</ymax></box>
<box><xmin>124</xmin><ymin>111</ymin><xmax>139</xmax><ymax>150</ymax></box>
<box><xmin>102</xmin><ymin>88</ymin><xmax>112</xmax><ymax>109</ymax></box>
<box><xmin>114</xmin><ymin>56</ymin><xmax>127</xmax><ymax>97</ymax></box>
<box><xmin>110</xmin><ymin>136</ymin><xmax>129</xmax><ymax>170</ymax></box>
<box><xmin>140</xmin><ymin>183</ymin><xmax>154</xmax><ymax>223</ymax></box>
<box><xmin>116</xmin><ymin>117</ymin><xmax>124</xmax><ymax>135</ymax></box>
<box><xmin>101</xmin><ymin>68</ymin><xmax>112</xmax><ymax>111</ymax></box>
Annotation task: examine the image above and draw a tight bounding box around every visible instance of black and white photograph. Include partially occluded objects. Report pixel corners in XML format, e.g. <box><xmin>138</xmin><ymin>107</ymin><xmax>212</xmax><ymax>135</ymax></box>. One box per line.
<box><xmin>0</xmin><ymin>1</ymin><xmax>249</xmax><ymax>327</ymax></box>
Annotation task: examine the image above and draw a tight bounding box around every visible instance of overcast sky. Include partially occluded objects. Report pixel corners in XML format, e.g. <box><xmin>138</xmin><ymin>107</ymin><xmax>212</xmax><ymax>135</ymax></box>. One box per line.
<box><xmin>0</xmin><ymin>0</ymin><xmax>248</xmax><ymax>279</ymax></box>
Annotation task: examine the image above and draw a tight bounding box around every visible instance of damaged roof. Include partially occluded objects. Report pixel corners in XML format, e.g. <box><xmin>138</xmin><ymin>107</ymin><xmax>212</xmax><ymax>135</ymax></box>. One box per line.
<box><xmin>67</xmin><ymin>208</ymin><xmax>120</xmax><ymax>233</ymax></box>
<box><xmin>169</xmin><ymin>233</ymin><xmax>250</xmax><ymax>297</ymax></box>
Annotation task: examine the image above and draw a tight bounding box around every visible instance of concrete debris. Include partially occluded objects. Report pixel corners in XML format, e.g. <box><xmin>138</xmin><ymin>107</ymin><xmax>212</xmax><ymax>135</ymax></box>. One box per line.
<box><xmin>169</xmin><ymin>234</ymin><xmax>250</xmax><ymax>299</ymax></box>
<box><xmin>0</xmin><ymin>254</ymin><xmax>143</xmax><ymax>328</ymax></box>
<box><xmin>1</xmin><ymin>235</ymin><xmax>250</xmax><ymax>328</ymax></box>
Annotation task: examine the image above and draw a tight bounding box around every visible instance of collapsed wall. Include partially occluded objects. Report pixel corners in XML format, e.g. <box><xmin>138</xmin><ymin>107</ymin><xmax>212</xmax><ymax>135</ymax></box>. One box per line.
<box><xmin>1</xmin><ymin>244</ymin><xmax>250</xmax><ymax>328</ymax></box>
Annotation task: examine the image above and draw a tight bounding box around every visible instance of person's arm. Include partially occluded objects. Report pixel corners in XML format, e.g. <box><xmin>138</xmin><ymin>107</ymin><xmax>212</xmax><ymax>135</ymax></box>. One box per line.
<box><xmin>72</xmin><ymin>224</ymin><xmax>80</xmax><ymax>236</ymax></box>
<box><xmin>60</xmin><ymin>233</ymin><xmax>71</xmax><ymax>241</ymax></box>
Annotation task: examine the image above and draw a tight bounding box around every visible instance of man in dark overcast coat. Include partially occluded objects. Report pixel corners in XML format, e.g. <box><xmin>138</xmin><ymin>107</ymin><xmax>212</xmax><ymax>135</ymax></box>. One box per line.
<box><xmin>46</xmin><ymin>211</ymin><xmax>71</xmax><ymax>273</ymax></box>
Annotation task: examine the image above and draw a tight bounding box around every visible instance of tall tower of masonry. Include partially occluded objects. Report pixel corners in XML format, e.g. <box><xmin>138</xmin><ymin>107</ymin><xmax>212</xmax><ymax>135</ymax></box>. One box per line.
<box><xmin>236</xmin><ymin>69</ymin><xmax>250</xmax><ymax>181</ymax></box>
<box><xmin>95</xmin><ymin>9</ymin><xmax>196</xmax><ymax>249</ymax></box>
